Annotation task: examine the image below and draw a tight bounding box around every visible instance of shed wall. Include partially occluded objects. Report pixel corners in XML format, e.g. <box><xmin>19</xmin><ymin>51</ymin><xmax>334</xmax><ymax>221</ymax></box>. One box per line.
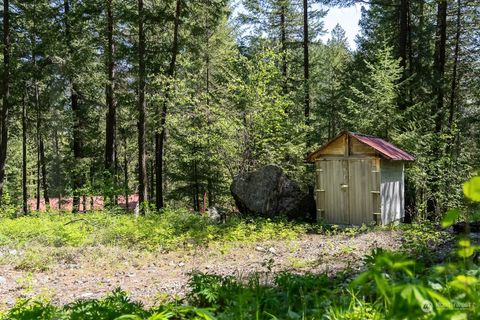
<box><xmin>380</xmin><ymin>160</ymin><xmax>405</xmax><ymax>224</ymax></box>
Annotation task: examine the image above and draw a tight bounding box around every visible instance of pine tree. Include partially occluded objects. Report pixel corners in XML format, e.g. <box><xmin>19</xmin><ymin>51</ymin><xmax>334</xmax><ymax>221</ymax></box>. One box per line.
<box><xmin>344</xmin><ymin>44</ymin><xmax>403</xmax><ymax>139</ymax></box>
<box><xmin>310</xmin><ymin>24</ymin><xmax>351</xmax><ymax>144</ymax></box>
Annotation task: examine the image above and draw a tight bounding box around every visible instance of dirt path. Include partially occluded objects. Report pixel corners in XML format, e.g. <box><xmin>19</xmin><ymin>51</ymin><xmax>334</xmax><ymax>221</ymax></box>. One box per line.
<box><xmin>0</xmin><ymin>231</ymin><xmax>402</xmax><ymax>309</ymax></box>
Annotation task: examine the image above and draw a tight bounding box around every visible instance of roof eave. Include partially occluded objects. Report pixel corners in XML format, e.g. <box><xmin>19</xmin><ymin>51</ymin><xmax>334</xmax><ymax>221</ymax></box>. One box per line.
<box><xmin>305</xmin><ymin>131</ymin><xmax>415</xmax><ymax>162</ymax></box>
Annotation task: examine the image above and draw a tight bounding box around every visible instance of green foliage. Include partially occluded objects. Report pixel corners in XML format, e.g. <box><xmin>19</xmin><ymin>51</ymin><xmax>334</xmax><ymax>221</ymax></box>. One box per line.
<box><xmin>0</xmin><ymin>188</ymin><xmax>20</xmax><ymax>218</ymax></box>
<box><xmin>3</xmin><ymin>299</ymin><xmax>59</xmax><ymax>320</ymax></box>
<box><xmin>1</xmin><ymin>176</ymin><xmax>479</xmax><ymax>318</ymax></box>
<box><xmin>65</xmin><ymin>288</ymin><xmax>148</xmax><ymax>320</ymax></box>
<box><xmin>6</xmin><ymin>239</ymin><xmax>476</xmax><ymax>320</ymax></box>
<box><xmin>2</xmin><ymin>227</ymin><xmax>479</xmax><ymax>319</ymax></box>
<box><xmin>344</xmin><ymin>43</ymin><xmax>403</xmax><ymax>139</ymax></box>
<box><xmin>398</xmin><ymin>222</ymin><xmax>453</xmax><ymax>262</ymax></box>
<box><xmin>1</xmin><ymin>288</ymin><xmax>216</xmax><ymax>320</ymax></box>
<box><xmin>441</xmin><ymin>209</ymin><xmax>460</xmax><ymax>228</ymax></box>
<box><xmin>186</xmin><ymin>241</ymin><xmax>479</xmax><ymax>319</ymax></box>
<box><xmin>309</xmin><ymin>24</ymin><xmax>352</xmax><ymax>144</ymax></box>
<box><xmin>0</xmin><ymin>210</ymin><xmax>307</xmax><ymax>251</ymax></box>
<box><xmin>227</xmin><ymin>49</ymin><xmax>307</xmax><ymax>178</ymax></box>
<box><xmin>463</xmin><ymin>176</ymin><xmax>480</xmax><ymax>202</ymax></box>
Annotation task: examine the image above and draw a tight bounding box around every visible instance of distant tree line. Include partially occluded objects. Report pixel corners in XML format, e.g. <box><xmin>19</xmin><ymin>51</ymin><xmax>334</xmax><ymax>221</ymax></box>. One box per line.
<box><xmin>0</xmin><ymin>0</ymin><xmax>478</xmax><ymax>219</ymax></box>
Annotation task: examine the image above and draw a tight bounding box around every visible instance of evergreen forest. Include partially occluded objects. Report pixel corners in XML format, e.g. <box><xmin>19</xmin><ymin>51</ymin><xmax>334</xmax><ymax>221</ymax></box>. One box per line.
<box><xmin>0</xmin><ymin>0</ymin><xmax>479</xmax><ymax>319</ymax></box>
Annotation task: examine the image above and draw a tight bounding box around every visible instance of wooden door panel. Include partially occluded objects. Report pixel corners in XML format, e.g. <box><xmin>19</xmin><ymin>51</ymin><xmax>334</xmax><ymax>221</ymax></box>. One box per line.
<box><xmin>348</xmin><ymin>159</ymin><xmax>379</xmax><ymax>225</ymax></box>
<box><xmin>323</xmin><ymin>160</ymin><xmax>349</xmax><ymax>224</ymax></box>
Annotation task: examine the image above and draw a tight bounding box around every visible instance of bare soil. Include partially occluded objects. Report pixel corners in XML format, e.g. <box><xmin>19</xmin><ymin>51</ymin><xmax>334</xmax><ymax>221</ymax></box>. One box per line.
<box><xmin>0</xmin><ymin>231</ymin><xmax>402</xmax><ymax>310</ymax></box>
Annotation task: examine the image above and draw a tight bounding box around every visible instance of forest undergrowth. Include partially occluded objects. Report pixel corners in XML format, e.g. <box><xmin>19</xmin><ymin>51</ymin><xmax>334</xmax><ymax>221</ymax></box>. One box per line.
<box><xmin>0</xmin><ymin>208</ymin><xmax>478</xmax><ymax>319</ymax></box>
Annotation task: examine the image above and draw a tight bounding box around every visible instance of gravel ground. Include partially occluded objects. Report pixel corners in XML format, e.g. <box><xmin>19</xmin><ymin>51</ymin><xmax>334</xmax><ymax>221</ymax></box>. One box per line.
<box><xmin>0</xmin><ymin>231</ymin><xmax>403</xmax><ymax>310</ymax></box>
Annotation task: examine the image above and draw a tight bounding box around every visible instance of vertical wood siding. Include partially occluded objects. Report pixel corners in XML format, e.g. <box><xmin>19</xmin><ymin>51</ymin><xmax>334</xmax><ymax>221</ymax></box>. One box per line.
<box><xmin>348</xmin><ymin>159</ymin><xmax>380</xmax><ymax>225</ymax></box>
<box><xmin>380</xmin><ymin>160</ymin><xmax>405</xmax><ymax>224</ymax></box>
<box><xmin>316</xmin><ymin>159</ymin><xmax>349</xmax><ymax>224</ymax></box>
<box><xmin>316</xmin><ymin>158</ymin><xmax>381</xmax><ymax>225</ymax></box>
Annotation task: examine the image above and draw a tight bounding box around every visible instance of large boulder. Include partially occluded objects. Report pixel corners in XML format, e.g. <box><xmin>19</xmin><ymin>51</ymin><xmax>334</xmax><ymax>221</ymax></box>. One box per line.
<box><xmin>230</xmin><ymin>165</ymin><xmax>315</xmax><ymax>220</ymax></box>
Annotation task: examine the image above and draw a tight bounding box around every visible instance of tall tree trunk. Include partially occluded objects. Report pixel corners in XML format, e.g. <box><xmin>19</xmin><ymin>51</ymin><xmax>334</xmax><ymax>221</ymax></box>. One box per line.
<box><xmin>124</xmin><ymin>135</ymin><xmax>129</xmax><ymax>211</ymax></box>
<box><xmin>114</xmin><ymin>136</ymin><xmax>118</xmax><ymax>205</ymax></box>
<box><xmin>90</xmin><ymin>165</ymin><xmax>94</xmax><ymax>210</ymax></box>
<box><xmin>22</xmin><ymin>91</ymin><xmax>28</xmax><ymax>215</ymax></box>
<box><xmin>114</xmin><ymin>135</ymin><xmax>118</xmax><ymax>205</ymax></box>
<box><xmin>53</xmin><ymin>122</ymin><xmax>59</xmax><ymax>207</ymax></box>
<box><xmin>404</xmin><ymin>1</ymin><xmax>416</xmax><ymax>219</ymax></box>
<box><xmin>407</xmin><ymin>1</ymin><xmax>413</xmax><ymax>104</ymax></box>
<box><xmin>193</xmin><ymin>153</ymin><xmax>200</xmax><ymax>212</ymax></box>
<box><xmin>427</xmin><ymin>0</ymin><xmax>448</xmax><ymax>216</ymax></box>
<box><xmin>105</xmin><ymin>0</ymin><xmax>116</xmax><ymax>205</ymax></box>
<box><xmin>445</xmin><ymin>0</ymin><xmax>461</xmax><ymax>161</ymax></box>
<box><xmin>398</xmin><ymin>0</ymin><xmax>409</xmax><ymax>110</ymax></box>
<box><xmin>137</xmin><ymin>0</ymin><xmax>148</xmax><ymax>214</ymax></box>
<box><xmin>71</xmin><ymin>83</ymin><xmax>82</xmax><ymax>214</ymax></box>
<box><xmin>205</xmin><ymin>24</ymin><xmax>214</xmax><ymax>208</ymax></box>
<box><xmin>448</xmin><ymin>0</ymin><xmax>461</xmax><ymax>129</ymax></box>
<box><xmin>433</xmin><ymin>0</ymin><xmax>447</xmax><ymax>134</ymax></box>
<box><xmin>31</xmin><ymin>9</ymin><xmax>42</xmax><ymax>212</ymax></box>
<box><xmin>303</xmin><ymin>0</ymin><xmax>310</xmax><ymax>122</ymax></box>
<box><xmin>40</xmin><ymin>138</ymin><xmax>49</xmax><ymax>207</ymax></box>
<box><xmin>398</xmin><ymin>0</ymin><xmax>408</xmax><ymax>70</ymax></box>
<box><xmin>280</xmin><ymin>3</ymin><xmax>287</xmax><ymax>94</ymax></box>
<box><xmin>155</xmin><ymin>0</ymin><xmax>181</xmax><ymax>209</ymax></box>
<box><xmin>149</xmin><ymin>158</ymin><xmax>154</xmax><ymax>202</ymax></box>
<box><xmin>64</xmin><ymin>0</ymin><xmax>82</xmax><ymax>213</ymax></box>
<box><xmin>36</xmin><ymin>89</ymin><xmax>41</xmax><ymax>211</ymax></box>
<box><xmin>0</xmin><ymin>0</ymin><xmax>11</xmax><ymax>205</ymax></box>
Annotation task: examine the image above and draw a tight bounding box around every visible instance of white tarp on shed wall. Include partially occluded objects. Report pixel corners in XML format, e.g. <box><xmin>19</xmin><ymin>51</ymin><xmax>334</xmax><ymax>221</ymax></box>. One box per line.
<box><xmin>380</xmin><ymin>161</ymin><xmax>405</xmax><ymax>224</ymax></box>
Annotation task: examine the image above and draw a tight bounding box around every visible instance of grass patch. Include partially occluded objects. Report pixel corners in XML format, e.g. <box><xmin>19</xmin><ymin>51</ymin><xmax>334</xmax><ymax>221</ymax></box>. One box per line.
<box><xmin>394</xmin><ymin>222</ymin><xmax>454</xmax><ymax>262</ymax></box>
<box><xmin>0</xmin><ymin>209</ymin><xmax>308</xmax><ymax>252</ymax></box>
<box><xmin>14</xmin><ymin>247</ymin><xmax>53</xmax><ymax>272</ymax></box>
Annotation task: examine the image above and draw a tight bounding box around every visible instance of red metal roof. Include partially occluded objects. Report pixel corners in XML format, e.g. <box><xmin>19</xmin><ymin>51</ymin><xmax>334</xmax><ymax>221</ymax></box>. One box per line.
<box><xmin>350</xmin><ymin>133</ymin><xmax>415</xmax><ymax>161</ymax></box>
<box><xmin>305</xmin><ymin>131</ymin><xmax>415</xmax><ymax>162</ymax></box>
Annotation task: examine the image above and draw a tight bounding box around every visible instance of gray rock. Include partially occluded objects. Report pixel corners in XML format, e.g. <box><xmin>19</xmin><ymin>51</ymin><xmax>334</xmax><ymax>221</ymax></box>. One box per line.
<box><xmin>206</xmin><ymin>207</ymin><xmax>227</xmax><ymax>223</ymax></box>
<box><xmin>230</xmin><ymin>165</ymin><xmax>315</xmax><ymax>220</ymax></box>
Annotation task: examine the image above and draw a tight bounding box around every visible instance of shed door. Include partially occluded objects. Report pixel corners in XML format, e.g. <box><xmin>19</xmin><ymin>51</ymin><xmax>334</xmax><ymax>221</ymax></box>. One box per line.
<box><xmin>316</xmin><ymin>159</ymin><xmax>380</xmax><ymax>225</ymax></box>
<box><xmin>348</xmin><ymin>159</ymin><xmax>380</xmax><ymax>225</ymax></box>
<box><xmin>316</xmin><ymin>160</ymin><xmax>349</xmax><ymax>224</ymax></box>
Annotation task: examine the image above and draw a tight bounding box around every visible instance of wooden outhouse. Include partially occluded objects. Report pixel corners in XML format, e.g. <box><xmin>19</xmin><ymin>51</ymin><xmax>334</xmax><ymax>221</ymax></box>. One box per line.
<box><xmin>306</xmin><ymin>131</ymin><xmax>414</xmax><ymax>225</ymax></box>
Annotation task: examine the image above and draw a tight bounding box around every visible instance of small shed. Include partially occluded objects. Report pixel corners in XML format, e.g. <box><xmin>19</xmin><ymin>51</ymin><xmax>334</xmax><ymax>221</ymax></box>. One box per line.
<box><xmin>306</xmin><ymin>131</ymin><xmax>414</xmax><ymax>225</ymax></box>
